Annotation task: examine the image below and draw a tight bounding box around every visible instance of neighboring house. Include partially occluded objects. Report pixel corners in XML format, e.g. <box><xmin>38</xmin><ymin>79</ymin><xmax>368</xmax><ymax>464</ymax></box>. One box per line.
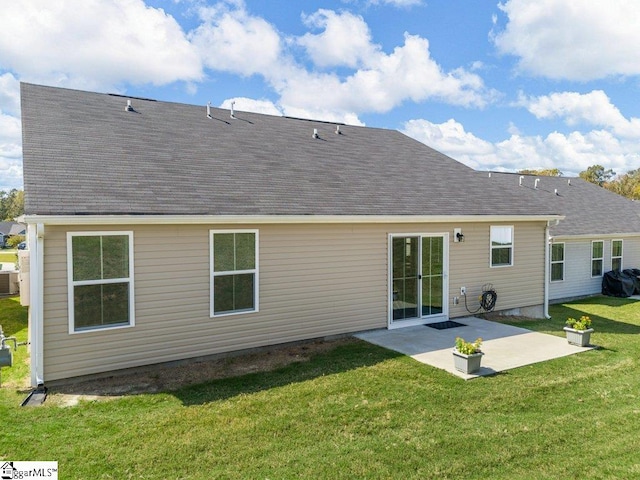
<box><xmin>0</xmin><ymin>221</ymin><xmax>25</xmax><ymax>248</ymax></box>
<box><xmin>20</xmin><ymin>83</ymin><xmax>562</xmax><ymax>386</ymax></box>
<box><xmin>487</xmin><ymin>173</ymin><xmax>640</xmax><ymax>302</ymax></box>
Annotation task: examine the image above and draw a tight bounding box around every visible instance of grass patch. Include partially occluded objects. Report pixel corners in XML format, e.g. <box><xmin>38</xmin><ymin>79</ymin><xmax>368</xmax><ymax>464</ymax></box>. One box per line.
<box><xmin>1</xmin><ymin>296</ymin><xmax>640</xmax><ymax>478</ymax></box>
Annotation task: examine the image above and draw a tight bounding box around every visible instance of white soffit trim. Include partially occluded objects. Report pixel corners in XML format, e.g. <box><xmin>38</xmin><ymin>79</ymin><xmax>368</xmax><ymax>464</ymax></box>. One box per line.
<box><xmin>22</xmin><ymin>214</ymin><xmax>565</xmax><ymax>226</ymax></box>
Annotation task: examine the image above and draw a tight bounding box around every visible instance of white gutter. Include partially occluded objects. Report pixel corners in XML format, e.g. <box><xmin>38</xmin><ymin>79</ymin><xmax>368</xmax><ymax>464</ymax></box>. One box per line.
<box><xmin>28</xmin><ymin>223</ymin><xmax>45</xmax><ymax>387</ymax></box>
<box><xmin>22</xmin><ymin>214</ymin><xmax>564</xmax><ymax>226</ymax></box>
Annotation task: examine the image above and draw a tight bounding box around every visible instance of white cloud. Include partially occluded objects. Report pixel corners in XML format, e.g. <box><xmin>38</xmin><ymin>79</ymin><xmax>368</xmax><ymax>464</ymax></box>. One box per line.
<box><xmin>190</xmin><ymin>2</ymin><xmax>282</xmax><ymax>77</ymax></box>
<box><xmin>369</xmin><ymin>0</ymin><xmax>424</xmax><ymax>6</ymax></box>
<box><xmin>401</xmin><ymin>118</ymin><xmax>640</xmax><ymax>176</ymax></box>
<box><xmin>0</xmin><ymin>73</ymin><xmax>20</xmax><ymax>115</ymax></box>
<box><xmin>0</xmin><ymin>111</ymin><xmax>23</xmax><ymax>191</ymax></box>
<box><xmin>519</xmin><ymin>90</ymin><xmax>640</xmax><ymax>138</ymax></box>
<box><xmin>219</xmin><ymin>97</ymin><xmax>283</xmax><ymax>116</ymax></box>
<box><xmin>493</xmin><ymin>0</ymin><xmax>640</xmax><ymax>80</ymax></box>
<box><xmin>298</xmin><ymin>10</ymin><xmax>378</xmax><ymax>68</ymax></box>
<box><xmin>191</xmin><ymin>5</ymin><xmax>493</xmax><ymax>119</ymax></box>
<box><xmin>0</xmin><ymin>0</ymin><xmax>202</xmax><ymax>90</ymax></box>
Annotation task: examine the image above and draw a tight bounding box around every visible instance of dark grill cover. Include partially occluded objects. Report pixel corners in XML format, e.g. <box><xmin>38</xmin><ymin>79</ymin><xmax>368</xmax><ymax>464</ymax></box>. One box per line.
<box><xmin>602</xmin><ymin>269</ymin><xmax>640</xmax><ymax>297</ymax></box>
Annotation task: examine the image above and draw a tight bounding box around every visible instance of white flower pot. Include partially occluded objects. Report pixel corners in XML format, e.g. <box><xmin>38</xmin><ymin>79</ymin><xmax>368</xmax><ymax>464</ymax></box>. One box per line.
<box><xmin>453</xmin><ymin>349</ymin><xmax>484</xmax><ymax>374</ymax></box>
<box><xmin>563</xmin><ymin>327</ymin><xmax>594</xmax><ymax>347</ymax></box>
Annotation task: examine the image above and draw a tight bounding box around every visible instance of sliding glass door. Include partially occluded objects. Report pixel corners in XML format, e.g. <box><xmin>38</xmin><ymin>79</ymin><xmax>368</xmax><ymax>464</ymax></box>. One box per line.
<box><xmin>391</xmin><ymin>234</ymin><xmax>447</xmax><ymax>325</ymax></box>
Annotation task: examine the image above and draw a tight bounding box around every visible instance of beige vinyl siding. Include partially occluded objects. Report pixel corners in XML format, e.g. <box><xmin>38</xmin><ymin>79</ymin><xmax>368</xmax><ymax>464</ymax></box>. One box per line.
<box><xmin>447</xmin><ymin>222</ymin><xmax>546</xmax><ymax>317</ymax></box>
<box><xmin>41</xmin><ymin>221</ymin><xmax>547</xmax><ymax>381</ymax></box>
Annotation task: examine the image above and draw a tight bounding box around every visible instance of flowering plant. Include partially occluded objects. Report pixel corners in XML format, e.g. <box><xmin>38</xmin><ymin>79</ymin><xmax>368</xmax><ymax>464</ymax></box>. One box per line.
<box><xmin>565</xmin><ymin>316</ymin><xmax>592</xmax><ymax>331</ymax></box>
<box><xmin>454</xmin><ymin>337</ymin><xmax>483</xmax><ymax>355</ymax></box>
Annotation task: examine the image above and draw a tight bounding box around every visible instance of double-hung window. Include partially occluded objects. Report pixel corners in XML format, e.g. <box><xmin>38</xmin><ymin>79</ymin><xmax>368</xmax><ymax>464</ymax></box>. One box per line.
<box><xmin>210</xmin><ymin>230</ymin><xmax>258</xmax><ymax>317</ymax></box>
<box><xmin>611</xmin><ymin>240</ymin><xmax>623</xmax><ymax>271</ymax></box>
<box><xmin>550</xmin><ymin>242</ymin><xmax>565</xmax><ymax>282</ymax></box>
<box><xmin>68</xmin><ymin>232</ymin><xmax>134</xmax><ymax>333</ymax></box>
<box><xmin>490</xmin><ymin>226</ymin><xmax>514</xmax><ymax>267</ymax></box>
<box><xmin>591</xmin><ymin>240</ymin><xmax>604</xmax><ymax>277</ymax></box>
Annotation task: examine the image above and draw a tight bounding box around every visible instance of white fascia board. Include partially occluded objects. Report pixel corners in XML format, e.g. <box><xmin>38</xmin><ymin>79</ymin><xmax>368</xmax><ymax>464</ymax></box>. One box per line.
<box><xmin>22</xmin><ymin>214</ymin><xmax>564</xmax><ymax>226</ymax></box>
<box><xmin>551</xmin><ymin>232</ymin><xmax>640</xmax><ymax>241</ymax></box>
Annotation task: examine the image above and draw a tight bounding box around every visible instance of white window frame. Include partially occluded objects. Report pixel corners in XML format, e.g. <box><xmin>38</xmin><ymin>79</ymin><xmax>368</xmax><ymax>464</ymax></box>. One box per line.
<box><xmin>490</xmin><ymin>225</ymin><xmax>514</xmax><ymax>268</ymax></box>
<box><xmin>550</xmin><ymin>242</ymin><xmax>565</xmax><ymax>283</ymax></box>
<box><xmin>67</xmin><ymin>231</ymin><xmax>135</xmax><ymax>334</ymax></box>
<box><xmin>611</xmin><ymin>239</ymin><xmax>623</xmax><ymax>271</ymax></box>
<box><xmin>591</xmin><ymin>240</ymin><xmax>604</xmax><ymax>278</ymax></box>
<box><xmin>210</xmin><ymin>229</ymin><xmax>259</xmax><ymax>318</ymax></box>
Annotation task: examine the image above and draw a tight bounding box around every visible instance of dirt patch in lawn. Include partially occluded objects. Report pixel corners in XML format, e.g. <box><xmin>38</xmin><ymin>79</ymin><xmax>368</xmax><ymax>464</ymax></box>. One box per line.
<box><xmin>47</xmin><ymin>337</ymin><xmax>357</xmax><ymax>407</ymax></box>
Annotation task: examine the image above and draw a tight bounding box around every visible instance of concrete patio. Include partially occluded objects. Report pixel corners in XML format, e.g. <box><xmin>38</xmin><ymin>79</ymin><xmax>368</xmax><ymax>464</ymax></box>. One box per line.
<box><xmin>354</xmin><ymin>316</ymin><xmax>595</xmax><ymax>380</ymax></box>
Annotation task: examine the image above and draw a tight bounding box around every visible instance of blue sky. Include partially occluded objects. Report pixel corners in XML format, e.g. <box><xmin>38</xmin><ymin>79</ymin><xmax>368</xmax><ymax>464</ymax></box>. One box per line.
<box><xmin>2</xmin><ymin>0</ymin><xmax>640</xmax><ymax>191</ymax></box>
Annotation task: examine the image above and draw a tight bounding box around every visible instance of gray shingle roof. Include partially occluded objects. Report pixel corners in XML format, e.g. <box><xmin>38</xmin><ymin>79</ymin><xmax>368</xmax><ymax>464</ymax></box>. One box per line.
<box><xmin>21</xmin><ymin>83</ymin><xmax>558</xmax><ymax>218</ymax></box>
<box><xmin>486</xmin><ymin>173</ymin><xmax>640</xmax><ymax>236</ymax></box>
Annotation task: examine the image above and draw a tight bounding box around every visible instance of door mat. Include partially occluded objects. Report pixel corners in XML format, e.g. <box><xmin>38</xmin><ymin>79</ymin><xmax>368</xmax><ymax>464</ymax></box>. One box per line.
<box><xmin>426</xmin><ymin>321</ymin><xmax>467</xmax><ymax>330</ymax></box>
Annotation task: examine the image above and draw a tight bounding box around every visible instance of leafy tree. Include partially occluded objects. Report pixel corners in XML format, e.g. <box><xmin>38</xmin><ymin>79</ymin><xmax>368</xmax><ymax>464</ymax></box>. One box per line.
<box><xmin>579</xmin><ymin>165</ymin><xmax>615</xmax><ymax>187</ymax></box>
<box><xmin>606</xmin><ymin>168</ymin><xmax>640</xmax><ymax>200</ymax></box>
<box><xmin>0</xmin><ymin>189</ymin><xmax>24</xmax><ymax>220</ymax></box>
<box><xmin>518</xmin><ymin>168</ymin><xmax>563</xmax><ymax>177</ymax></box>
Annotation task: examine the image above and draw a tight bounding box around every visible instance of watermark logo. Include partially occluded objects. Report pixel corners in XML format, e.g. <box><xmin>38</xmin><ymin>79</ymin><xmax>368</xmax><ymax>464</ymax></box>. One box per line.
<box><xmin>1</xmin><ymin>462</ymin><xmax>58</xmax><ymax>479</ymax></box>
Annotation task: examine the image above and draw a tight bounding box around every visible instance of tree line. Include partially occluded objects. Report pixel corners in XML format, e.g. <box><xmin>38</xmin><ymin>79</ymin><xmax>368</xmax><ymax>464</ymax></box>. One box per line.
<box><xmin>519</xmin><ymin>165</ymin><xmax>640</xmax><ymax>200</ymax></box>
<box><xmin>0</xmin><ymin>189</ymin><xmax>24</xmax><ymax>221</ymax></box>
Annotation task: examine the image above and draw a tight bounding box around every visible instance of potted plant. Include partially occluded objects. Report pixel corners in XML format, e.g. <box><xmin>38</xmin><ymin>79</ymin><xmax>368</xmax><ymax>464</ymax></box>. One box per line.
<box><xmin>563</xmin><ymin>316</ymin><xmax>594</xmax><ymax>347</ymax></box>
<box><xmin>453</xmin><ymin>337</ymin><xmax>484</xmax><ymax>374</ymax></box>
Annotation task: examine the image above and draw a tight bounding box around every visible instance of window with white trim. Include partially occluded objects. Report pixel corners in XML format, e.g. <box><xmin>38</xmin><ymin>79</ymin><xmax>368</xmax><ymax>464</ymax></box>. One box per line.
<box><xmin>550</xmin><ymin>242</ymin><xmax>565</xmax><ymax>282</ymax></box>
<box><xmin>210</xmin><ymin>230</ymin><xmax>258</xmax><ymax>317</ymax></box>
<box><xmin>591</xmin><ymin>240</ymin><xmax>604</xmax><ymax>277</ymax></box>
<box><xmin>490</xmin><ymin>226</ymin><xmax>514</xmax><ymax>267</ymax></box>
<box><xmin>611</xmin><ymin>239</ymin><xmax>623</xmax><ymax>271</ymax></box>
<box><xmin>67</xmin><ymin>232</ymin><xmax>134</xmax><ymax>333</ymax></box>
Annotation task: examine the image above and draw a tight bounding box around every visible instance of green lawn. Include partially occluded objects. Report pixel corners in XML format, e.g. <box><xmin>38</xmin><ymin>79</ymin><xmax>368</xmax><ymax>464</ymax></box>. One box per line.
<box><xmin>1</xmin><ymin>295</ymin><xmax>640</xmax><ymax>479</ymax></box>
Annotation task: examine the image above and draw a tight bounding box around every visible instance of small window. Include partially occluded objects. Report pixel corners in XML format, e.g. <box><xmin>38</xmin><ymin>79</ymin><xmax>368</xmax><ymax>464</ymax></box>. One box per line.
<box><xmin>67</xmin><ymin>232</ymin><xmax>134</xmax><ymax>333</ymax></box>
<box><xmin>490</xmin><ymin>226</ymin><xmax>514</xmax><ymax>267</ymax></box>
<box><xmin>611</xmin><ymin>240</ymin><xmax>623</xmax><ymax>272</ymax></box>
<box><xmin>210</xmin><ymin>230</ymin><xmax>258</xmax><ymax>317</ymax></box>
<box><xmin>550</xmin><ymin>243</ymin><xmax>565</xmax><ymax>282</ymax></box>
<box><xmin>592</xmin><ymin>240</ymin><xmax>604</xmax><ymax>277</ymax></box>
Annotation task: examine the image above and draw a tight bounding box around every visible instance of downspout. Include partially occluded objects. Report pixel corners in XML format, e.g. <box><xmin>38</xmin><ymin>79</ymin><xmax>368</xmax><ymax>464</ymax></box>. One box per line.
<box><xmin>28</xmin><ymin>223</ymin><xmax>45</xmax><ymax>387</ymax></box>
<box><xmin>543</xmin><ymin>220</ymin><xmax>558</xmax><ymax>320</ymax></box>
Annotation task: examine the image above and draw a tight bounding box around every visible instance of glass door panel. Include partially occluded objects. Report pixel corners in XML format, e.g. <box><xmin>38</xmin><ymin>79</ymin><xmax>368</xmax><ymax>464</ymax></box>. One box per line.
<box><xmin>422</xmin><ymin>236</ymin><xmax>444</xmax><ymax>316</ymax></box>
<box><xmin>392</xmin><ymin>236</ymin><xmax>419</xmax><ymax>320</ymax></box>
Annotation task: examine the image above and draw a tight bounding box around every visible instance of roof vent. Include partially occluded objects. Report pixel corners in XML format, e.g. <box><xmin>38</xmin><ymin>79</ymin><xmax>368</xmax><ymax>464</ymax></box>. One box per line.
<box><xmin>313</xmin><ymin>128</ymin><xmax>319</xmax><ymax>139</ymax></box>
<box><xmin>568</xmin><ymin>179</ymin><xmax>572</xmax><ymax>186</ymax></box>
<box><xmin>335</xmin><ymin>125</ymin><xmax>341</xmax><ymax>135</ymax></box>
<box><xmin>230</xmin><ymin>101</ymin><xmax>236</xmax><ymax>119</ymax></box>
<box><xmin>207</xmin><ymin>102</ymin><xmax>212</xmax><ymax>119</ymax></box>
<box><xmin>125</xmin><ymin>99</ymin><xmax>134</xmax><ymax>112</ymax></box>
<box><xmin>488</xmin><ymin>172</ymin><xmax>492</xmax><ymax>178</ymax></box>
<box><xmin>534</xmin><ymin>178</ymin><xmax>540</xmax><ymax>189</ymax></box>
<box><xmin>519</xmin><ymin>175</ymin><xmax>524</xmax><ymax>186</ymax></box>
<box><xmin>555</xmin><ymin>188</ymin><xmax>559</xmax><ymax>195</ymax></box>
